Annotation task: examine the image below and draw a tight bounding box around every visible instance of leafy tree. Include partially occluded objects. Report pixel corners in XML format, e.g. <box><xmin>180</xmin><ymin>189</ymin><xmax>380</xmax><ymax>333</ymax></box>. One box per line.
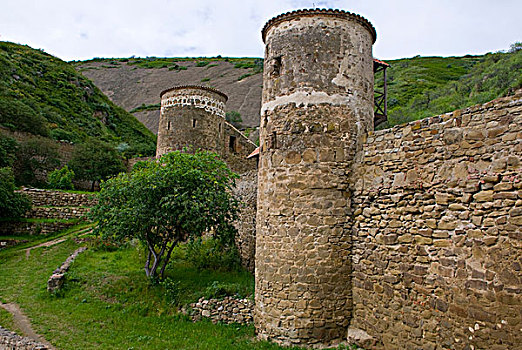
<box><xmin>0</xmin><ymin>134</ymin><xmax>19</xmax><ymax>168</ymax></box>
<box><xmin>225</xmin><ymin>111</ymin><xmax>242</xmax><ymax>129</ymax></box>
<box><xmin>48</xmin><ymin>165</ymin><xmax>75</xmax><ymax>190</ymax></box>
<box><xmin>68</xmin><ymin>138</ymin><xmax>125</xmax><ymax>191</ymax></box>
<box><xmin>13</xmin><ymin>136</ymin><xmax>60</xmax><ymax>187</ymax></box>
<box><xmin>90</xmin><ymin>150</ymin><xmax>239</xmax><ymax>279</ymax></box>
<box><xmin>0</xmin><ymin>167</ymin><xmax>31</xmax><ymax>218</ymax></box>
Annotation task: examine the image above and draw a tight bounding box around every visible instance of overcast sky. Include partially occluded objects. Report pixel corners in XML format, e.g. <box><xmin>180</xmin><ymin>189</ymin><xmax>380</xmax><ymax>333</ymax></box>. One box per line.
<box><xmin>1</xmin><ymin>0</ymin><xmax>520</xmax><ymax>61</ymax></box>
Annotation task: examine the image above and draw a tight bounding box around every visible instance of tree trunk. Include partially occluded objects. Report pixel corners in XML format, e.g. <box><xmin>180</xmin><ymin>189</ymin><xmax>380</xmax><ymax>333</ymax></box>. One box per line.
<box><xmin>159</xmin><ymin>240</ymin><xmax>177</xmax><ymax>278</ymax></box>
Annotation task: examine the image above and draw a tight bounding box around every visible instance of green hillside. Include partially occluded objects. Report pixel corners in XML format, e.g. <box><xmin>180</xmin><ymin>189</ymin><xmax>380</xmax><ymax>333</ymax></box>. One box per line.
<box><xmin>0</xmin><ymin>42</ymin><xmax>156</xmax><ymax>156</ymax></box>
<box><xmin>377</xmin><ymin>45</ymin><xmax>522</xmax><ymax>128</ymax></box>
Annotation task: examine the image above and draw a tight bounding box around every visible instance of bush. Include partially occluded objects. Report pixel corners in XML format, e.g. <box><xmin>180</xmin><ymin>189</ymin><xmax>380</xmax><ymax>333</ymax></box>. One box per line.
<box><xmin>0</xmin><ymin>167</ymin><xmax>31</xmax><ymax>218</ymax></box>
<box><xmin>48</xmin><ymin>165</ymin><xmax>75</xmax><ymax>190</ymax></box>
<box><xmin>185</xmin><ymin>237</ymin><xmax>240</xmax><ymax>271</ymax></box>
<box><xmin>13</xmin><ymin>136</ymin><xmax>60</xmax><ymax>187</ymax></box>
<box><xmin>225</xmin><ymin>111</ymin><xmax>242</xmax><ymax>128</ymax></box>
<box><xmin>203</xmin><ymin>281</ymin><xmax>242</xmax><ymax>300</ymax></box>
<box><xmin>0</xmin><ymin>134</ymin><xmax>19</xmax><ymax>168</ymax></box>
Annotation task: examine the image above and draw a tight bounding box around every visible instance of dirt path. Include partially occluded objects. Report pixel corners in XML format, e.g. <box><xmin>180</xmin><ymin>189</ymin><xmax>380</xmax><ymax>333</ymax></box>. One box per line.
<box><xmin>0</xmin><ymin>302</ymin><xmax>55</xmax><ymax>349</ymax></box>
<box><xmin>24</xmin><ymin>226</ymin><xmax>92</xmax><ymax>258</ymax></box>
<box><xmin>24</xmin><ymin>238</ymin><xmax>67</xmax><ymax>258</ymax></box>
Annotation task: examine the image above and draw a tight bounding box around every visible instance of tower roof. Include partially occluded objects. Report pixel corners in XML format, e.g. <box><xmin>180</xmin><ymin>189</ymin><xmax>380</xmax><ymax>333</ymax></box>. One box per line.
<box><xmin>160</xmin><ymin>85</ymin><xmax>228</xmax><ymax>101</ymax></box>
<box><xmin>262</xmin><ymin>8</ymin><xmax>376</xmax><ymax>44</ymax></box>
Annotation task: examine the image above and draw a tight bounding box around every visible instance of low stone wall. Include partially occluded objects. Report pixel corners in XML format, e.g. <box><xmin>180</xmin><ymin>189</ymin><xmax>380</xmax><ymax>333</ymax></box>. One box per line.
<box><xmin>187</xmin><ymin>297</ymin><xmax>253</xmax><ymax>324</ymax></box>
<box><xmin>350</xmin><ymin>92</ymin><xmax>522</xmax><ymax>349</ymax></box>
<box><xmin>48</xmin><ymin>247</ymin><xmax>87</xmax><ymax>292</ymax></box>
<box><xmin>233</xmin><ymin>170</ymin><xmax>257</xmax><ymax>272</ymax></box>
<box><xmin>0</xmin><ymin>221</ymin><xmax>78</xmax><ymax>236</ymax></box>
<box><xmin>25</xmin><ymin>206</ymin><xmax>90</xmax><ymax>220</ymax></box>
<box><xmin>0</xmin><ymin>326</ymin><xmax>49</xmax><ymax>350</ymax></box>
<box><xmin>18</xmin><ymin>188</ymin><xmax>97</xmax><ymax>207</ymax></box>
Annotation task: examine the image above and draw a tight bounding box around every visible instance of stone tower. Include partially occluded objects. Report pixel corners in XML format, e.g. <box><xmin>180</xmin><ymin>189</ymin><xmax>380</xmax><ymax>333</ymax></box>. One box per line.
<box><xmin>255</xmin><ymin>9</ymin><xmax>376</xmax><ymax>347</ymax></box>
<box><xmin>156</xmin><ymin>85</ymin><xmax>228</xmax><ymax>157</ymax></box>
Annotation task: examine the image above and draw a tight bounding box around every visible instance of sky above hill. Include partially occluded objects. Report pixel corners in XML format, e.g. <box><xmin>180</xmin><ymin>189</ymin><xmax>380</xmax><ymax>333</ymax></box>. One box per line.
<box><xmin>1</xmin><ymin>0</ymin><xmax>521</xmax><ymax>61</ymax></box>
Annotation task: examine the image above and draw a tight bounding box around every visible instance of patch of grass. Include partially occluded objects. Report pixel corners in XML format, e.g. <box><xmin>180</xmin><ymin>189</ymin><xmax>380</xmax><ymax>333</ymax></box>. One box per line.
<box><xmin>196</xmin><ymin>61</ymin><xmax>210</xmax><ymax>67</ymax></box>
<box><xmin>0</xmin><ymin>231</ymin><xmax>312</xmax><ymax>349</ymax></box>
<box><xmin>206</xmin><ymin>64</ymin><xmax>218</xmax><ymax>69</ymax></box>
<box><xmin>201</xmin><ymin>77</ymin><xmax>211</xmax><ymax>82</ymax></box>
<box><xmin>0</xmin><ymin>307</ymin><xmax>19</xmax><ymax>333</ymax></box>
<box><xmin>238</xmin><ymin>73</ymin><xmax>254</xmax><ymax>81</ymax></box>
<box><xmin>129</xmin><ymin>103</ymin><xmax>161</xmax><ymax>113</ymax></box>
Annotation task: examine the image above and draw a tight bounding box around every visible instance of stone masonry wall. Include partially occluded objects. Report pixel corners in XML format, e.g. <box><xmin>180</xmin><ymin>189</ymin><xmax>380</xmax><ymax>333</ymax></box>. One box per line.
<box><xmin>18</xmin><ymin>188</ymin><xmax>97</xmax><ymax>207</ymax></box>
<box><xmin>349</xmin><ymin>92</ymin><xmax>522</xmax><ymax>349</ymax></box>
<box><xmin>233</xmin><ymin>170</ymin><xmax>258</xmax><ymax>272</ymax></box>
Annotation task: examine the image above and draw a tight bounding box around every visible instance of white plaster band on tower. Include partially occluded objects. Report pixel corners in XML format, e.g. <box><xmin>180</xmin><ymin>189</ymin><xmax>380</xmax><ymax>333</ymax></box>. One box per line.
<box><xmin>161</xmin><ymin>94</ymin><xmax>226</xmax><ymax>118</ymax></box>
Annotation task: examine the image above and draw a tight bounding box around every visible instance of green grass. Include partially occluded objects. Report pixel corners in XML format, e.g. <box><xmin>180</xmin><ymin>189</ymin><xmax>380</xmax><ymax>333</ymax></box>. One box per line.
<box><xmin>0</xmin><ymin>307</ymin><xmax>18</xmax><ymax>333</ymax></box>
<box><xmin>0</xmin><ymin>228</ymin><xmax>310</xmax><ymax>349</ymax></box>
<box><xmin>129</xmin><ymin>103</ymin><xmax>161</xmax><ymax>113</ymax></box>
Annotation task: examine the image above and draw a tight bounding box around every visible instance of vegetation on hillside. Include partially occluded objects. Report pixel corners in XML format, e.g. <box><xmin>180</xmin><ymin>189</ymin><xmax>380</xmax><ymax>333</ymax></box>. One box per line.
<box><xmin>376</xmin><ymin>44</ymin><xmax>522</xmax><ymax>128</ymax></box>
<box><xmin>0</xmin><ymin>41</ymin><xmax>156</xmax><ymax>156</ymax></box>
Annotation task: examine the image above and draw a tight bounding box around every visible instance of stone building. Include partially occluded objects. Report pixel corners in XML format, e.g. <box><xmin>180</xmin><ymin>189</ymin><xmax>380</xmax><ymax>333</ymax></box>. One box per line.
<box><xmin>254</xmin><ymin>8</ymin><xmax>521</xmax><ymax>350</ymax></box>
<box><xmin>255</xmin><ymin>8</ymin><xmax>376</xmax><ymax>348</ymax></box>
<box><xmin>157</xmin><ymin>85</ymin><xmax>257</xmax><ymax>174</ymax></box>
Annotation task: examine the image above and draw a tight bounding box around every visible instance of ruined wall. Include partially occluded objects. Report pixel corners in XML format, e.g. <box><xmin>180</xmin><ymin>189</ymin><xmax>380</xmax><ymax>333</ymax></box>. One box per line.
<box><xmin>349</xmin><ymin>92</ymin><xmax>522</xmax><ymax>349</ymax></box>
<box><xmin>233</xmin><ymin>170</ymin><xmax>258</xmax><ymax>272</ymax></box>
<box><xmin>255</xmin><ymin>9</ymin><xmax>376</xmax><ymax>348</ymax></box>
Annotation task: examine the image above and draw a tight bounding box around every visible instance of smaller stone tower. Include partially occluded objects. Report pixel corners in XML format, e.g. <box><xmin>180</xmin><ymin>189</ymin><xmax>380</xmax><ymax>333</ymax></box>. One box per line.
<box><xmin>156</xmin><ymin>85</ymin><xmax>228</xmax><ymax>157</ymax></box>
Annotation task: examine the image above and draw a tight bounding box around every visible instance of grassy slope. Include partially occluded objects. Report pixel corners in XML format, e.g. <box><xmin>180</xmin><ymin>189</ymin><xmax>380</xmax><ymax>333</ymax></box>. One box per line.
<box><xmin>0</xmin><ymin>42</ymin><xmax>156</xmax><ymax>156</ymax></box>
<box><xmin>0</xmin><ymin>228</ymin><xmax>310</xmax><ymax>350</ymax></box>
<box><xmin>375</xmin><ymin>49</ymin><xmax>522</xmax><ymax>128</ymax></box>
<box><xmin>77</xmin><ymin>48</ymin><xmax>521</xmax><ymax>132</ymax></box>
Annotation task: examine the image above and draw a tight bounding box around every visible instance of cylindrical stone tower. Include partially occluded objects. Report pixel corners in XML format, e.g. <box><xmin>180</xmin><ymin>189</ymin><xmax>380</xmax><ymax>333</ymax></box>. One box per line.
<box><xmin>255</xmin><ymin>9</ymin><xmax>376</xmax><ymax>347</ymax></box>
<box><xmin>156</xmin><ymin>85</ymin><xmax>228</xmax><ymax>157</ymax></box>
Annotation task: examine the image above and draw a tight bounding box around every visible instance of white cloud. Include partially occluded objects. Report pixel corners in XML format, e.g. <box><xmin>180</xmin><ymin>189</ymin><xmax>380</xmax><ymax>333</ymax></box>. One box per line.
<box><xmin>0</xmin><ymin>0</ymin><xmax>520</xmax><ymax>60</ymax></box>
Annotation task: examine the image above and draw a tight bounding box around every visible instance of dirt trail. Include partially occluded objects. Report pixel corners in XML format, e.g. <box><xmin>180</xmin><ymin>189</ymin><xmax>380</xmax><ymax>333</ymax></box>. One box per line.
<box><xmin>24</xmin><ymin>227</ymin><xmax>92</xmax><ymax>258</ymax></box>
<box><xmin>24</xmin><ymin>238</ymin><xmax>67</xmax><ymax>258</ymax></box>
<box><xmin>0</xmin><ymin>302</ymin><xmax>55</xmax><ymax>349</ymax></box>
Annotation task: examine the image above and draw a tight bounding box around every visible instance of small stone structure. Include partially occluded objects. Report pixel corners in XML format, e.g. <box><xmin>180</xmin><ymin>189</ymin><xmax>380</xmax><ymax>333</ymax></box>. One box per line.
<box><xmin>256</xmin><ymin>9</ymin><xmax>376</xmax><ymax>348</ymax></box>
<box><xmin>0</xmin><ymin>326</ymin><xmax>49</xmax><ymax>350</ymax></box>
<box><xmin>186</xmin><ymin>297</ymin><xmax>254</xmax><ymax>324</ymax></box>
<box><xmin>47</xmin><ymin>247</ymin><xmax>87</xmax><ymax>292</ymax></box>
<box><xmin>156</xmin><ymin>85</ymin><xmax>257</xmax><ymax>174</ymax></box>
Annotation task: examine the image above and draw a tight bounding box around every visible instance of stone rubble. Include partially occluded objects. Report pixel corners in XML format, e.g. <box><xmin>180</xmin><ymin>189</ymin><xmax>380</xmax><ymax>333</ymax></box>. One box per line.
<box><xmin>0</xmin><ymin>326</ymin><xmax>49</xmax><ymax>350</ymax></box>
<box><xmin>47</xmin><ymin>247</ymin><xmax>87</xmax><ymax>292</ymax></box>
<box><xmin>186</xmin><ymin>296</ymin><xmax>254</xmax><ymax>325</ymax></box>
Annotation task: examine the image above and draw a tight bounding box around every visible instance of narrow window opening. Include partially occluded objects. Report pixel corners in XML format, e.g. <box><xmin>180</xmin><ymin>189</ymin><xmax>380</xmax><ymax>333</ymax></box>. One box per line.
<box><xmin>229</xmin><ymin>136</ymin><xmax>237</xmax><ymax>153</ymax></box>
<box><xmin>167</xmin><ymin>121</ymin><xmax>171</xmax><ymax>130</ymax></box>
<box><xmin>272</xmin><ymin>56</ymin><xmax>282</xmax><ymax>76</ymax></box>
<box><xmin>192</xmin><ymin>119</ymin><xmax>197</xmax><ymax>128</ymax></box>
<box><xmin>219</xmin><ymin>123</ymin><xmax>222</xmax><ymax>133</ymax></box>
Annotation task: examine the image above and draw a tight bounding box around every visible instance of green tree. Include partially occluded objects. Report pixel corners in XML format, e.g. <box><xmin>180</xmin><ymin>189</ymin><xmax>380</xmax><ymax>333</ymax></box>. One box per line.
<box><xmin>68</xmin><ymin>139</ymin><xmax>125</xmax><ymax>191</ymax></box>
<box><xmin>225</xmin><ymin>111</ymin><xmax>242</xmax><ymax>129</ymax></box>
<box><xmin>90</xmin><ymin>150</ymin><xmax>239</xmax><ymax>279</ymax></box>
<box><xmin>13</xmin><ymin>137</ymin><xmax>60</xmax><ymax>187</ymax></box>
<box><xmin>0</xmin><ymin>167</ymin><xmax>31</xmax><ymax>218</ymax></box>
<box><xmin>0</xmin><ymin>134</ymin><xmax>19</xmax><ymax>168</ymax></box>
<box><xmin>48</xmin><ymin>165</ymin><xmax>75</xmax><ymax>190</ymax></box>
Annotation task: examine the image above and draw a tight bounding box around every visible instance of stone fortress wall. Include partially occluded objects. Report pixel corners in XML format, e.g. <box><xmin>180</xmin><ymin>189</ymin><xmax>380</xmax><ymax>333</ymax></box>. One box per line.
<box><xmin>349</xmin><ymin>92</ymin><xmax>522</xmax><ymax>349</ymax></box>
<box><xmin>252</xmin><ymin>8</ymin><xmax>522</xmax><ymax>350</ymax></box>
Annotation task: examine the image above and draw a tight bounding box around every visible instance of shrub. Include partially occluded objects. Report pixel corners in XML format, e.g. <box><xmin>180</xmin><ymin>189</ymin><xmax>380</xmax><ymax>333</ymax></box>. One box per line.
<box><xmin>225</xmin><ymin>111</ymin><xmax>242</xmax><ymax>128</ymax></box>
<box><xmin>13</xmin><ymin>136</ymin><xmax>60</xmax><ymax>187</ymax></box>
<box><xmin>185</xmin><ymin>237</ymin><xmax>240</xmax><ymax>272</ymax></box>
<box><xmin>0</xmin><ymin>167</ymin><xmax>31</xmax><ymax>218</ymax></box>
<box><xmin>203</xmin><ymin>281</ymin><xmax>242</xmax><ymax>300</ymax></box>
<box><xmin>0</xmin><ymin>134</ymin><xmax>19</xmax><ymax>168</ymax></box>
<box><xmin>48</xmin><ymin>165</ymin><xmax>75</xmax><ymax>190</ymax></box>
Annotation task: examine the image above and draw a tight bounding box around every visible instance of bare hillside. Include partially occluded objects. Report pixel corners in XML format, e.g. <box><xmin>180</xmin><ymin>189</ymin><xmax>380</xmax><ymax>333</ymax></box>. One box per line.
<box><xmin>76</xmin><ymin>59</ymin><xmax>263</xmax><ymax>134</ymax></box>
